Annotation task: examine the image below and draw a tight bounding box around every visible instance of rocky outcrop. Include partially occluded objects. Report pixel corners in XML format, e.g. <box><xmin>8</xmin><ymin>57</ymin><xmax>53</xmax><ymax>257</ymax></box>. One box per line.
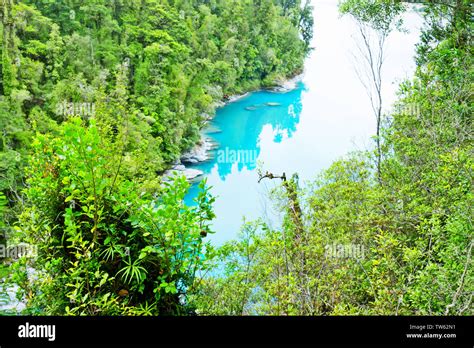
<box><xmin>162</xmin><ymin>162</ymin><xmax>204</xmax><ymax>182</ymax></box>
<box><xmin>271</xmin><ymin>73</ymin><xmax>303</xmax><ymax>92</ymax></box>
<box><xmin>181</xmin><ymin>137</ymin><xmax>216</xmax><ymax>164</ymax></box>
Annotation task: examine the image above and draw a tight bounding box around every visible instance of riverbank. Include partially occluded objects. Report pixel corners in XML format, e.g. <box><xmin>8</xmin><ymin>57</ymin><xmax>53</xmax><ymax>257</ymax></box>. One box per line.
<box><xmin>162</xmin><ymin>73</ymin><xmax>304</xmax><ymax>182</ymax></box>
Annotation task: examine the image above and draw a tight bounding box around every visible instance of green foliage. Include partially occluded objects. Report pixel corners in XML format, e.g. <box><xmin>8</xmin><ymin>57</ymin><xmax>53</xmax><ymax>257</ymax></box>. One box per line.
<box><xmin>338</xmin><ymin>0</ymin><xmax>405</xmax><ymax>34</ymax></box>
<box><xmin>11</xmin><ymin>117</ymin><xmax>216</xmax><ymax>315</ymax></box>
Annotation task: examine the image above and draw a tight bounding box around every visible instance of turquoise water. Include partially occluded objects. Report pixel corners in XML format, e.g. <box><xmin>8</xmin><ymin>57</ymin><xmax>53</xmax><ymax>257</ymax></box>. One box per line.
<box><xmin>184</xmin><ymin>1</ymin><xmax>422</xmax><ymax>245</ymax></box>
<box><xmin>184</xmin><ymin>86</ymin><xmax>305</xmax><ymax>243</ymax></box>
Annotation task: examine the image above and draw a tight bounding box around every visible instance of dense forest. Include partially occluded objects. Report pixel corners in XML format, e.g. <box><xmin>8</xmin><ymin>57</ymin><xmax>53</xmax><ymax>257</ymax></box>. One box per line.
<box><xmin>0</xmin><ymin>0</ymin><xmax>472</xmax><ymax>317</ymax></box>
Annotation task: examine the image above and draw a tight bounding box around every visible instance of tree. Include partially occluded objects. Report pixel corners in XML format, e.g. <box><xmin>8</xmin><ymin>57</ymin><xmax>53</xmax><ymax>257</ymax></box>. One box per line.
<box><xmin>339</xmin><ymin>0</ymin><xmax>405</xmax><ymax>180</ymax></box>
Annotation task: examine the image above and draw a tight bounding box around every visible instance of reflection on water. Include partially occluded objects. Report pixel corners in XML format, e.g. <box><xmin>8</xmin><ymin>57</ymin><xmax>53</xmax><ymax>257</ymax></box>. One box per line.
<box><xmin>197</xmin><ymin>84</ymin><xmax>304</xmax><ymax>181</ymax></box>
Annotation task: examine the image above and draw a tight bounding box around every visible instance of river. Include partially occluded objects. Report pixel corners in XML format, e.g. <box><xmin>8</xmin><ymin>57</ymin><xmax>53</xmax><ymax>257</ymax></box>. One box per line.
<box><xmin>184</xmin><ymin>0</ymin><xmax>423</xmax><ymax>245</ymax></box>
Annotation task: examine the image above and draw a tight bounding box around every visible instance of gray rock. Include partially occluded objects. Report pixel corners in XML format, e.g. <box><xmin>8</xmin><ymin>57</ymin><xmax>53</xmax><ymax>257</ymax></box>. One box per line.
<box><xmin>181</xmin><ymin>136</ymin><xmax>215</xmax><ymax>164</ymax></box>
<box><xmin>271</xmin><ymin>73</ymin><xmax>303</xmax><ymax>92</ymax></box>
<box><xmin>162</xmin><ymin>167</ymin><xmax>204</xmax><ymax>182</ymax></box>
